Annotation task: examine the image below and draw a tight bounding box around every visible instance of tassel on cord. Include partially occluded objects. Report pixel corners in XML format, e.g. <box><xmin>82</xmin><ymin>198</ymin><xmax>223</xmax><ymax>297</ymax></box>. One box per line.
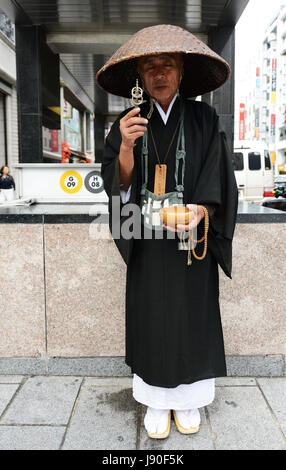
<box><xmin>147</xmin><ymin>97</ymin><xmax>154</xmax><ymax>119</ymax></box>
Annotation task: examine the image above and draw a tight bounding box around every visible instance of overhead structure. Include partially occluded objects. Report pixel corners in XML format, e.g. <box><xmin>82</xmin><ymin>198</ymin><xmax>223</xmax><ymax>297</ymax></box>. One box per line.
<box><xmin>0</xmin><ymin>0</ymin><xmax>249</xmax><ymax>161</ymax></box>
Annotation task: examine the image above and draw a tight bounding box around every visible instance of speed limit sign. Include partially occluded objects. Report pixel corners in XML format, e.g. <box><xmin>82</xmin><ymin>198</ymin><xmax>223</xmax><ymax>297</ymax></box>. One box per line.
<box><xmin>60</xmin><ymin>170</ymin><xmax>83</xmax><ymax>194</ymax></box>
<box><xmin>84</xmin><ymin>171</ymin><xmax>104</xmax><ymax>194</ymax></box>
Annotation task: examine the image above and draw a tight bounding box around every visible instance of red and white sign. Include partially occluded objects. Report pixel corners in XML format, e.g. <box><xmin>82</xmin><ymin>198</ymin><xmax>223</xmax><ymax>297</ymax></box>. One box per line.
<box><xmin>51</xmin><ymin>130</ymin><xmax>59</xmax><ymax>153</ymax></box>
<box><xmin>239</xmin><ymin>103</ymin><xmax>245</xmax><ymax>140</ymax></box>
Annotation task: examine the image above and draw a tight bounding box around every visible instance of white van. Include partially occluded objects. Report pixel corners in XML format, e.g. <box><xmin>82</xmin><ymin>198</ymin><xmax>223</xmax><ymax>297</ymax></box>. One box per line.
<box><xmin>232</xmin><ymin>143</ymin><xmax>274</xmax><ymax>202</ymax></box>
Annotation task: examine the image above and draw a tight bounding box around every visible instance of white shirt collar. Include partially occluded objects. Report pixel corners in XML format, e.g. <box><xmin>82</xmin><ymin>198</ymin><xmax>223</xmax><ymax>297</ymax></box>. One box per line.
<box><xmin>153</xmin><ymin>94</ymin><xmax>178</xmax><ymax>125</ymax></box>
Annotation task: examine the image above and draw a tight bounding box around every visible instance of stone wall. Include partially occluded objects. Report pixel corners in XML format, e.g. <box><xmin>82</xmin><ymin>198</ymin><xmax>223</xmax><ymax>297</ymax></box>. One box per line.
<box><xmin>0</xmin><ymin>222</ymin><xmax>285</xmax><ymax>375</ymax></box>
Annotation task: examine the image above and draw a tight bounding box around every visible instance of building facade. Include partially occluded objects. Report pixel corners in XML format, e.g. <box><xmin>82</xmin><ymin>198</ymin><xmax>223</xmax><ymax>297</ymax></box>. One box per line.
<box><xmin>235</xmin><ymin>5</ymin><xmax>286</xmax><ymax>174</ymax></box>
<box><xmin>0</xmin><ymin>11</ymin><xmax>96</xmax><ymax>168</ymax></box>
<box><xmin>0</xmin><ymin>12</ymin><xmax>18</xmax><ymax>170</ymax></box>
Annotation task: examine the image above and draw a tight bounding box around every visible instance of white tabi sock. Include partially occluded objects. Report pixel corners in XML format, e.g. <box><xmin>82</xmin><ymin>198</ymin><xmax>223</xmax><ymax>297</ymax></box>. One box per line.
<box><xmin>144</xmin><ymin>407</ymin><xmax>170</xmax><ymax>434</ymax></box>
<box><xmin>174</xmin><ymin>408</ymin><xmax>201</xmax><ymax>429</ymax></box>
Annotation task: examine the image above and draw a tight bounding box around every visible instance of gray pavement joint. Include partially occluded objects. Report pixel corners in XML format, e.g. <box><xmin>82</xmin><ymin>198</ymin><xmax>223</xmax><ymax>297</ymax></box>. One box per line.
<box><xmin>204</xmin><ymin>406</ymin><xmax>216</xmax><ymax>450</ymax></box>
<box><xmin>135</xmin><ymin>403</ymin><xmax>142</xmax><ymax>450</ymax></box>
<box><xmin>0</xmin><ymin>376</ymin><xmax>28</xmax><ymax>423</ymax></box>
<box><xmin>59</xmin><ymin>376</ymin><xmax>85</xmax><ymax>450</ymax></box>
<box><xmin>255</xmin><ymin>378</ymin><xmax>286</xmax><ymax>445</ymax></box>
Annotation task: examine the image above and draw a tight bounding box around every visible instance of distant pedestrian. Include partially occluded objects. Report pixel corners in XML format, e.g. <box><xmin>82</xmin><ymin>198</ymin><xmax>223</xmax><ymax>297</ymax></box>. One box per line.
<box><xmin>0</xmin><ymin>165</ymin><xmax>15</xmax><ymax>202</ymax></box>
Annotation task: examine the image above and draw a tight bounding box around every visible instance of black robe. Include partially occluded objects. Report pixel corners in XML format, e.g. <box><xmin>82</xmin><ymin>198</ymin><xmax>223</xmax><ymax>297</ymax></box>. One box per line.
<box><xmin>101</xmin><ymin>97</ymin><xmax>238</xmax><ymax>387</ymax></box>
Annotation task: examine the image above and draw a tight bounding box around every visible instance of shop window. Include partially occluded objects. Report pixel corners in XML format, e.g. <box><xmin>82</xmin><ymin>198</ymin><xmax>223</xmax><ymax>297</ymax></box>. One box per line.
<box><xmin>63</xmin><ymin>101</ymin><xmax>82</xmax><ymax>152</ymax></box>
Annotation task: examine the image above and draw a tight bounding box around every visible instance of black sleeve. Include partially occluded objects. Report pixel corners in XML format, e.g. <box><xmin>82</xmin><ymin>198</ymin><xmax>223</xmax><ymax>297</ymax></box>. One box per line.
<box><xmin>192</xmin><ymin>107</ymin><xmax>239</xmax><ymax>278</ymax></box>
<box><xmin>101</xmin><ymin>112</ymin><xmax>138</xmax><ymax>265</ymax></box>
<box><xmin>101</xmin><ymin>117</ymin><xmax>122</xmax><ymax>199</ymax></box>
<box><xmin>101</xmin><ymin>109</ymin><xmax>132</xmax><ymax>203</ymax></box>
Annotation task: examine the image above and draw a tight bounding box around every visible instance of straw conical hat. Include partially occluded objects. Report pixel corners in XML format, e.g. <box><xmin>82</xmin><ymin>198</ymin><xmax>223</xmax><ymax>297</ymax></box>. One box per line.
<box><xmin>96</xmin><ymin>24</ymin><xmax>231</xmax><ymax>98</ymax></box>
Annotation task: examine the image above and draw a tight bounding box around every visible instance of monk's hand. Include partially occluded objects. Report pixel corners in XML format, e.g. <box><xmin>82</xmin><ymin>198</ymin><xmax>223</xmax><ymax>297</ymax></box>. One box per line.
<box><xmin>119</xmin><ymin>107</ymin><xmax>148</xmax><ymax>149</ymax></box>
<box><xmin>162</xmin><ymin>204</ymin><xmax>205</xmax><ymax>233</ymax></box>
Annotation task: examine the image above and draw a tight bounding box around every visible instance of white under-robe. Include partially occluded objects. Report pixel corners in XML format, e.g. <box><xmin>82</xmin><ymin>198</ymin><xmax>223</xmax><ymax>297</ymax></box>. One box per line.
<box><xmin>119</xmin><ymin>96</ymin><xmax>215</xmax><ymax>410</ymax></box>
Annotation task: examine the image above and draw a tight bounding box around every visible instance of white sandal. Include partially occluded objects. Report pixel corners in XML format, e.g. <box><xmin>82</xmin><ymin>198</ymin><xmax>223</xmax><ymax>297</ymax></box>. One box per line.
<box><xmin>144</xmin><ymin>407</ymin><xmax>171</xmax><ymax>439</ymax></box>
<box><xmin>173</xmin><ymin>408</ymin><xmax>200</xmax><ymax>434</ymax></box>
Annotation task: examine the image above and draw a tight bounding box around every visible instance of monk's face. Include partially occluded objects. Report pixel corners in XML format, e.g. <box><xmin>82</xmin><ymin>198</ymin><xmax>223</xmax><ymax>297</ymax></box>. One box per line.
<box><xmin>137</xmin><ymin>53</ymin><xmax>183</xmax><ymax>108</ymax></box>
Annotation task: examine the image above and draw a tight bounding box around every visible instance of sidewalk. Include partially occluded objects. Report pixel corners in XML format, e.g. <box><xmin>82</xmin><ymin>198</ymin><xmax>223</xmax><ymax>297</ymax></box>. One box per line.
<box><xmin>0</xmin><ymin>375</ymin><xmax>285</xmax><ymax>450</ymax></box>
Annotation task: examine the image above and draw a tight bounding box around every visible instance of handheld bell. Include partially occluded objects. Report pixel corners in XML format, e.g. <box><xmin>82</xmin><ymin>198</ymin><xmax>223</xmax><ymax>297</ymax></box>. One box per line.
<box><xmin>131</xmin><ymin>79</ymin><xmax>144</xmax><ymax>107</ymax></box>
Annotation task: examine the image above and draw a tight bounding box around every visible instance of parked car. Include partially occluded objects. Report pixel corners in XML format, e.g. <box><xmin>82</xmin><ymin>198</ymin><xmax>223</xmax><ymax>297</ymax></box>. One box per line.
<box><xmin>232</xmin><ymin>143</ymin><xmax>274</xmax><ymax>202</ymax></box>
<box><xmin>261</xmin><ymin>175</ymin><xmax>286</xmax><ymax>212</ymax></box>
<box><xmin>273</xmin><ymin>176</ymin><xmax>286</xmax><ymax>197</ymax></box>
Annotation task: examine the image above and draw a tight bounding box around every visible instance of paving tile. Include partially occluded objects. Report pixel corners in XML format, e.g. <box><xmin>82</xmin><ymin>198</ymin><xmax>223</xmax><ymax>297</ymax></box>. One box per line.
<box><xmin>207</xmin><ymin>387</ymin><xmax>286</xmax><ymax>450</ymax></box>
<box><xmin>216</xmin><ymin>377</ymin><xmax>256</xmax><ymax>386</ymax></box>
<box><xmin>0</xmin><ymin>384</ymin><xmax>20</xmax><ymax>416</ymax></box>
<box><xmin>62</xmin><ymin>384</ymin><xmax>137</xmax><ymax>450</ymax></box>
<box><xmin>139</xmin><ymin>406</ymin><xmax>213</xmax><ymax>450</ymax></box>
<box><xmin>0</xmin><ymin>376</ymin><xmax>285</xmax><ymax>450</ymax></box>
<box><xmin>84</xmin><ymin>377</ymin><xmax>133</xmax><ymax>387</ymax></box>
<box><xmin>257</xmin><ymin>378</ymin><xmax>286</xmax><ymax>426</ymax></box>
<box><xmin>0</xmin><ymin>425</ymin><xmax>66</xmax><ymax>450</ymax></box>
<box><xmin>1</xmin><ymin>376</ymin><xmax>82</xmax><ymax>425</ymax></box>
<box><xmin>0</xmin><ymin>376</ymin><xmax>25</xmax><ymax>384</ymax></box>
